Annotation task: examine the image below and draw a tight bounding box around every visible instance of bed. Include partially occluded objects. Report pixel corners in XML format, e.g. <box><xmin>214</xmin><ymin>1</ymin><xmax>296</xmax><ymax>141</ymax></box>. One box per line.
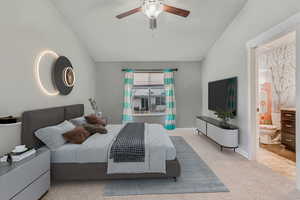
<box><xmin>21</xmin><ymin>104</ymin><xmax>180</xmax><ymax>181</ymax></box>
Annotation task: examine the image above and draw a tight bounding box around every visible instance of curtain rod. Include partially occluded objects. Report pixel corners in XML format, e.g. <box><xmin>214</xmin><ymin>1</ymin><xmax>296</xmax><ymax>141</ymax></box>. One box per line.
<box><xmin>121</xmin><ymin>68</ymin><xmax>178</xmax><ymax>72</ymax></box>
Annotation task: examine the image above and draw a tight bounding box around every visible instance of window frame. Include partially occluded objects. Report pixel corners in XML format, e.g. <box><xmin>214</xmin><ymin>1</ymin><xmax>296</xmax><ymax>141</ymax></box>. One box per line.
<box><xmin>132</xmin><ymin>72</ymin><xmax>166</xmax><ymax>116</ymax></box>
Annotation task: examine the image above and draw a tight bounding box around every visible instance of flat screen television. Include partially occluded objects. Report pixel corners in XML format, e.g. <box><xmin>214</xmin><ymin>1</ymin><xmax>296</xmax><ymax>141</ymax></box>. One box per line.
<box><xmin>208</xmin><ymin>77</ymin><xmax>237</xmax><ymax>115</ymax></box>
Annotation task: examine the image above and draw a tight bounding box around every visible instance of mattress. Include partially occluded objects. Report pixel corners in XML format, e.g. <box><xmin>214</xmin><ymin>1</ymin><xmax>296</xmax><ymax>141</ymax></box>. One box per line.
<box><xmin>51</xmin><ymin>124</ymin><xmax>176</xmax><ymax>163</ymax></box>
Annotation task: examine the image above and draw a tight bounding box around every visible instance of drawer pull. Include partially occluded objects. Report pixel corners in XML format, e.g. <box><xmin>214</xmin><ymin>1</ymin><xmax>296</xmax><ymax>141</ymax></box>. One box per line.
<box><xmin>285</xmin><ymin>139</ymin><xmax>293</xmax><ymax>142</ymax></box>
<box><xmin>284</xmin><ymin>114</ymin><xmax>293</xmax><ymax>117</ymax></box>
<box><xmin>285</xmin><ymin>124</ymin><xmax>293</xmax><ymax>128</ymax></box>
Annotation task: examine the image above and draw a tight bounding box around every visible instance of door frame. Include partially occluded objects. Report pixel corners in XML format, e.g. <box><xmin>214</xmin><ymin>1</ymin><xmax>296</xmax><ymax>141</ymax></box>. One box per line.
<box><xmin>246</xmin><ymin>12</ymin><xmax>300</xmax><ymax>188</ymax></box>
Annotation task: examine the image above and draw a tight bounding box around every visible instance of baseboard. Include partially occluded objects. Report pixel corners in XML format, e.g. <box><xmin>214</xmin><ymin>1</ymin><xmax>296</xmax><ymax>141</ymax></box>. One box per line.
<box><xmin>175</xmin><ymin>128</ymin><xmax>196</xmax><ymax>131</ymax></box>
<box><xmin>236</xmin><ymin>148</ymin><xmax>249</xmax><ymax>159</ymax></box>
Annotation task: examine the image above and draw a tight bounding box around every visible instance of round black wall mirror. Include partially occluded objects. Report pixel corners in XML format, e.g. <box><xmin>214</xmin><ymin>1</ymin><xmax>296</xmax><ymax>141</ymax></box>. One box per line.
<box><xmin>53</xmin><ymin>56</ymin><xmax>75</xmax><ymax>95</ymax></box>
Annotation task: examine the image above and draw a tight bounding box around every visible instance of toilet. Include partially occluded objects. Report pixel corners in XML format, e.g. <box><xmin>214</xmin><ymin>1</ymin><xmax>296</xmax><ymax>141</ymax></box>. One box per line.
<box><xmin>259</xmin><ymin>113</ymin><xmax>281</xmax><ymax>144</ymax></box>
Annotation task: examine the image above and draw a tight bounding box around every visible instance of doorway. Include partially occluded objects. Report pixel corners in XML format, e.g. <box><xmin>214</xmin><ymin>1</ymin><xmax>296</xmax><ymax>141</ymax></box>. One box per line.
<box><xmin>246</xmin><ymin>12</ymin><xmax>300</xmax><ymax>188</ymax></box>
<box><xmin>255</xmin><ymin>32</ymin><xmax>296</xmax><ymax>179</ymax></box>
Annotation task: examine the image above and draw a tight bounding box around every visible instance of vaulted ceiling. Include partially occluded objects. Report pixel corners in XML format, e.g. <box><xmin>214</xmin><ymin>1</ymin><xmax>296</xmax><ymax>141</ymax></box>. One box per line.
<box><xmin>51</xmin><ymin>0</ymin><xmax>247</xmax><ymax>62</ymax></box>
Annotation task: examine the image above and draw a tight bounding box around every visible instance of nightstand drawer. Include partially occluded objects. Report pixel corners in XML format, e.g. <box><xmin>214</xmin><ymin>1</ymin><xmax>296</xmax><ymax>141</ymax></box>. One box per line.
<box><xmin>281</xmin><ymin>111</ymin><xmax>295</xmax><ymax>121</ymax></box>
<box><xmin>12</xmin><ymin>171</ymin><xmax>50</xmax><ymax>200</ymax></box>
<box><xmin>0</xmin><ymin>149</ymin><xmax>50</xmax><ymax>200</ymax></box>
<box><xmin>282</xmin><ymin>133</ymin><xmax>295</xmax><ymax>151</ymax></box>
<box><xmin>281</xmin><ymin>121</ymin><xmax>295</xmax><ymax>134</ymax></box>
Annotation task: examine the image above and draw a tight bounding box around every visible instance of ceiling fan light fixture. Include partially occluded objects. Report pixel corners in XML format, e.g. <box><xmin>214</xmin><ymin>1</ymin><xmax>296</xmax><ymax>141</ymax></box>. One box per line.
<box><xmin>142</xmin><ymin>0</ymin><xmax>163</xmax><ymax>19</ymax></box>
<box><xmin>116</xmin><ymin>0</ymin><xmax>190</xmax><ymax>30</ymax></box>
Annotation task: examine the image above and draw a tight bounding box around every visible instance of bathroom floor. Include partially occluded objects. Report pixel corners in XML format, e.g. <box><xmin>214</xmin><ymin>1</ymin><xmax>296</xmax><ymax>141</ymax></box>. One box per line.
<box><xmin>259</xmin><ymin>143</ymin><xmax>296</xmax><ymax>162</ymax></box>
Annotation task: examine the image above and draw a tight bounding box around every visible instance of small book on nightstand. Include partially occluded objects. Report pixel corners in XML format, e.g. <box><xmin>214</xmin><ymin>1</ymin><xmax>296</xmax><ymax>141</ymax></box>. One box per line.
<box><xmin>11</xmin><ymin>149</ymin><xmax>36</xmax><ymax>162</ymax></box>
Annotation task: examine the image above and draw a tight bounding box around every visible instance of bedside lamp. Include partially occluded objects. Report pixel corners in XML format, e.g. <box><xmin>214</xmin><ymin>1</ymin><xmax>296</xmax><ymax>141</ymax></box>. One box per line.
<box><xmin>0</xmin><ymin>119</ymin><xmax>21</xmax><ymax>156</ymax></box>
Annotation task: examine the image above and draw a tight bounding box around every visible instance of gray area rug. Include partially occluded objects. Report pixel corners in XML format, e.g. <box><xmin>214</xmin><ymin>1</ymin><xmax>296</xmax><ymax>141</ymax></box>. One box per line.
<box><xmin>104</xmin><ymin>136</ymin><xmax>229</xmax><ymax>196</ymax></box>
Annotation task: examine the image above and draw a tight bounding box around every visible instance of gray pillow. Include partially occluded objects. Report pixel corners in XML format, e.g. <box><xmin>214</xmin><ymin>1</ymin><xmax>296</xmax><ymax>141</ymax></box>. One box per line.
<box><xmin>69</xmin><ymin>116</ymin><xmax>87</xmax><ymax>126</ymax></box>
<box><xmin>35</xmin><ymin>120</ymin><xmax>75</xmax><ymax>150</ymax></box>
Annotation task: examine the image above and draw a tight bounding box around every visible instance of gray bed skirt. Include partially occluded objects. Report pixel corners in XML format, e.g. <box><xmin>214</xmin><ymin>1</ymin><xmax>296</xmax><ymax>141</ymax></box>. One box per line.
<box><xmin>51</xmin><ymin>159</ymin><xmax>181</xmax><ymax>181</ymax></box>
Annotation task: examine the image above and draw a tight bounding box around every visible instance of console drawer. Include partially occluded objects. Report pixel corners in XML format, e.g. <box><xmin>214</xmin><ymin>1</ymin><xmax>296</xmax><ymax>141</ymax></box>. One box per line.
<box><xmin>207</xmin><ymin>123</ymin><xmax>238</xmax><ymax>147</ymax></box>
<box><xmin>196</xmin><ymin>118</ymin><xmax>207</xmax><ymax>135</ymax></box>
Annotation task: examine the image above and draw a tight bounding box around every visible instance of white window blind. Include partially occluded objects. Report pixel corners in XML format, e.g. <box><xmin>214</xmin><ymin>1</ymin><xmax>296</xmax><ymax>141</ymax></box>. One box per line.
<box><xmin>132</xmin><ymin>72</ymin><xmax>166</xmax><ymax>114</ymax></box>
<box><xmin>133</xmin><ymin>73</ymin><xmax>164</xmax><ymax>86</ymax></box>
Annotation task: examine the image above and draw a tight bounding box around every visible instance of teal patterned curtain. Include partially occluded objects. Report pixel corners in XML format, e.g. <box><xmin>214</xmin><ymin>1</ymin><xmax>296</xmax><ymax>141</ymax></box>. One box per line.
<box><xmin>122</xmin><ymin>69</ymin><xmax>134</xmax><ymax>123</ymax></box>
<box><xmin>164</xmin><ymin>69</ymin><xmax>176</xmax><ymax>130</ymax></box>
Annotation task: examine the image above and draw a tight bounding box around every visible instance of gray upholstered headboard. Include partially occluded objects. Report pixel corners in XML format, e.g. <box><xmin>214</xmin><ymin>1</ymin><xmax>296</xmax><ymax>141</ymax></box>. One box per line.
<box><xmin>21</xmin><ymin>104</ymin><xmax>84</xmax><ymax>149</ymax></box>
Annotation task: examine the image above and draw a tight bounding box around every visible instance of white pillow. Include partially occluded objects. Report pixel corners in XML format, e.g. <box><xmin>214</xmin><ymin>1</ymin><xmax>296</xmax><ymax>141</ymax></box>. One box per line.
<box><xmin>69</xmin><ymin>116</ymin><xmax>87</xmax><ymax>126</ymax></box>
<box><xmin>35</xmin><ymin>120</ymin><xmax>75</xmax><ymax>150</ymax></box>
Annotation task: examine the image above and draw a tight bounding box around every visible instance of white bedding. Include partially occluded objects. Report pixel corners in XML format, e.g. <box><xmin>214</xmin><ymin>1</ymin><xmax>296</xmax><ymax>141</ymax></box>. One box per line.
<box><xmin>51</xmin><ymin>124</ymin><xmax>176</xmax><ymax>165</ymax></box>
<box><xmin>107</xmin><ymin>123</ymin><xmax>176</xmax><ymax>174</ymax></box>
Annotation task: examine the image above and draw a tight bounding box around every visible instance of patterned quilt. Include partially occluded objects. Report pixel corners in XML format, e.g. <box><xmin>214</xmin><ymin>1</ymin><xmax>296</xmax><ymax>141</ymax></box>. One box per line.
<box><xmin>109</xmin><ymin>123</ymin><xmax>145</xmax><ymax>162</ymax></box>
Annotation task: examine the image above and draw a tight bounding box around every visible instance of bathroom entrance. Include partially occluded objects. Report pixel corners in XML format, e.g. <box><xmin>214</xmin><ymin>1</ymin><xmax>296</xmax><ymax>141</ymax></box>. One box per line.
<box><xmin>255</xmin><ymin>32</ymin><xmax>296</xmax><ymax>179</ymax></box>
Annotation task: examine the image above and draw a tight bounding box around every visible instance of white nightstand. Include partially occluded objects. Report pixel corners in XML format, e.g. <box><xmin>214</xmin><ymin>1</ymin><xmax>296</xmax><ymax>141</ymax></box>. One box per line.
<box><xmin>0</xmin><ymin>147</ymin><xmax>50</xmax><ymax>200</ymax></box>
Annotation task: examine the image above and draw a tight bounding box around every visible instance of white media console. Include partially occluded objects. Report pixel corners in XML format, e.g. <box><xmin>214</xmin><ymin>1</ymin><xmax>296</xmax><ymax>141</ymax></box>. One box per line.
<box><xmin>196</xmin><ymin>116</ymin><xmax>239</xmax><ymax>151</ymax></box>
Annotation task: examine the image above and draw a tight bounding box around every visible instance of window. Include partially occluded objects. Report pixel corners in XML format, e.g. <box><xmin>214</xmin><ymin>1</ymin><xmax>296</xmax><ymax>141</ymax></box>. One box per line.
<box><xmin>132</xmin><ymin>72</ymin><xmax>166</xmax><ymax>115</ymax></box>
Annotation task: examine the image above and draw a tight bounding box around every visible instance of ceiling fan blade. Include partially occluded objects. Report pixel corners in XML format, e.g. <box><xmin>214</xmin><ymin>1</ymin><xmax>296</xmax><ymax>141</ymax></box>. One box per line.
<box><xmin>116</xmin><ymin>7</ymin><xmax>142</xmax><ymax>19</ymax></box>
<box><xmin>163</xmin><ymin>4</ymin><xmax>190</xmax><ymax>17</ymax></box>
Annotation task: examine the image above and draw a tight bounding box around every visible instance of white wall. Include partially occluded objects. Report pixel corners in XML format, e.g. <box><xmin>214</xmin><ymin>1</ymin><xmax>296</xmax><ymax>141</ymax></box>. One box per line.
<box><xmin>296</xmin><ymin>25</ymin><xmax>300</xmax><ymax>190</ymax></box>
<box><xmin>0</xmin><ymin>0</ymin><xmax>96</xmax><ymax>155</ymax></box>
<box><xmin>200</xmin><ymin>0</ymin><xmax>300</xmax><ymax>155</ymax></box>
<box><xmin>95</xmin><ymin>61</ymin><xmax>202</xmax><ymax>128</ymax></box>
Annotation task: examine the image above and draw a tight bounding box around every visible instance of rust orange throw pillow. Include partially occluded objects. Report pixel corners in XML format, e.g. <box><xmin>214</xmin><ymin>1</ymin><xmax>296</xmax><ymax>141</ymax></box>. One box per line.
<box><xmin>63</xmin><ymin>127</ymin><xmax>90</xmax><ymax>144</ymax></box>
<box><xmin>85</xmin><ymin>115</ymin><xmax>107</xmax><ymax>126</ymax></box>
<box><xmin>83</xmin><ymin>124</ymin><xmax>108</xmax><ymax>135</ymax></box>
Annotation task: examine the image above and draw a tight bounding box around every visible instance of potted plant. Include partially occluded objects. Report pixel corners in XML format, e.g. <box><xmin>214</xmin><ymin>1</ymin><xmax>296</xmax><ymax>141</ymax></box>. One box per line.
<box><xmin>214</xmin><ymin>109</ymin><xmax>235</xmax><ymax>127</ymax></box>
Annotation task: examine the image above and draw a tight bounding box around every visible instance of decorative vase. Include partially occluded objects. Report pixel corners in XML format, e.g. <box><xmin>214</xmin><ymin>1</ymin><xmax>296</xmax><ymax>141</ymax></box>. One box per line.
<box><xmin>95</xmin><ymin>112</ymin><xmax>102</xmax><ymax>117</ymax></box>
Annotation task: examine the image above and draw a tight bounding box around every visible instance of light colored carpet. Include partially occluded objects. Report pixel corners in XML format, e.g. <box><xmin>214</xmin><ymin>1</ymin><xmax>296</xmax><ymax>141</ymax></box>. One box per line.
<box><xmin>43</xmin><ymin>128</ymin><xmax>300</xmax><ymax>200</ymax></box>
<box><xmin>104</xmin><ymin>136</ymin><xmax>229</xmax><ymax>196</ymax></box>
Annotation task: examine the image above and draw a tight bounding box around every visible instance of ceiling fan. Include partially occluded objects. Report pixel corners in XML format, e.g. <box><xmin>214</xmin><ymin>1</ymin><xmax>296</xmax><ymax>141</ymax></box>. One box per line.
<box><xmin>116</xmin><ymin>0</ymin><xmax>190</xmax><ymax>30</ymax></box>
